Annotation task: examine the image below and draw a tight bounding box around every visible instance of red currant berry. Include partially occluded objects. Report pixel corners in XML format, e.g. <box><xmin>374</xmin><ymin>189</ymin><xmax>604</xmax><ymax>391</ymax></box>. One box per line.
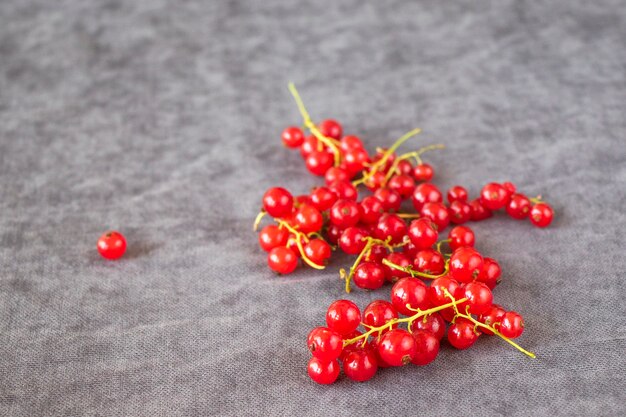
<box><xmin>300</xmin><ymin>135</ymin><xmax>321</xmax><ymax>159</ymax></box>
<box><xmin>305</xmin><ymin>149</ymin><xmax>333</xmax><ymax>176</ymax></box>
<box><xmin>413</xmin><ymin>249</ymin><xmax>445</xmax><ymax>275</ymax></box>
<box><xmin>449</xmin><ymin>247</ymin><xmax>484</xmax><ymax>283</ymax></box>
<box><xmin>412</xmin><ymin>183</ymin><xmax>443</xmax><ymax>211</ymax></box>
<box><xmin>409</xmin><ymin>312</ymin><xmax>446</xmax><ymax>340</ymax></box>
<box><xmin>410</xmin><ymin>330</ymin><xmax>440</xmax><ymax>366</ymax></box>
<box><xmin>293</xmin><ymin>194</ymin><xmax>313</xmax><ymax>209</ymax></box>
<box><xmin>408</xmin><ymin>218</ymin><xmax>438</xmax><ymax>249</ymax></box>
<box><xmin>364</xmin><ymin>244</ymin><xmax>388</xmax><ymax>263</ymax></box>
<box><xmin>308</xmin><ymin>187</ymin><xmax>337</xmax><ymax>212</ymax></box>
<box><xmin>530</xmin><ymin>203</ymin><xmax>554</xmax><ymax>228</ymax></box>
<box><xmin>330</xmin><ymin>200</ymin><xmax>361</xmax><ymax>228</ymax></box>
<box><xmin>371</xmin><ymin>149</ymin><xmax>396</xmax><ymax>173</ymax></box>
<box><xmin>503</xmin><ymin>181</ymin><xmax>516</xmax><ymax>195</ymax></box>
<box><xmin>307</xmin><ymin>327</ymin><xmax>343</xmax><ymax>362</ymax></box>
<box><xmin>369</xmin><ymin>338</ymin><xmax>392</xmax><ymax>368</ymax></box>
<box><xmin>506</xmin><ymin>193</ymin><xmax>531</xmax><ymax>219</ymax></box>
<box><xmin>319</xmin><ymin>119</ymin><xmax>342</xmax><ymax>140</ymax></box>
<box><xmin>447</xmin><ymin>185</ymin><xmax>469</xmax><ymax>203</ymax></box>
<box><xmin>396</xmin><ymin>160</ymin><xmax>414</xmax><ymax>176</ymax></box>
<box><xmin>402</xmin><ymin>241</ymin><xmax>419</xmax><ymax>260</ymax></box>
<box><xmin>447</xmin><ymin>317</ymin><xmax>480</xmax><ymax>349</ymax></box>
<box><xmin>429</xmin><ymin>275</ymin><xmax>460</xmax><ymax>307</ymax></box>
<box><xmin>478</xmin><ymin>304</ymin><xmax>506</xmax><ymax>335</ymax></box>
<box><xmin>420</xmin><ymin>202</ymin><xmax>450</xmax><ymax>231</ymax></box>
<box><xmin>413</xmin><ymin>163</ymin><xmax>434</xmax><ymax>182</ymax></box>
<box><xmin>448</xmin><ymin>225</ymin><xmax>475</xmax><ymax>251</ymax></box>
<box><xmin>343</xmin><ymin>148</ymin><xmax>370</xmax><ymax>176</ymax></box>
<box><xmin>364</xmin><ymin>171</ymin><xmax>387</xmax><ymax>191</ymax></box>
<box><xmin>325</xmin><ymin>166</ymin><xmax>351</xmax><ymax>185</ymax></box>
<box><xmin>354</xmin><ymin>261</ymin><xmax>386</xmax><ymax>290</ymax></box>
<box><xmin>388</xmin><ymin>175</ymin><xmax>415</xmax><ymax>199</ymax></box>
<box><xmin>381</xmin><ymin>252</ymin><xmax>411</xmax><ymax>282</ymax></box>
<box><xmin>358</xmin><ymin>196</ymin><xmax>384</xmax><ymax>224</ymax></box>
<box><xmin>326</xmin><ymin>300</ymin><xmax>361</xmax><ymax>335</ymax></box>
<box><xmin>373</xmin><ymin>188</ymin><xmax>402</xmax><ymax>212</ymax></box>
<box><xmin>391</xmin><ymin>277</ymin><xmax>430</xmax><ymax>316</ymax></box>
<box><xmin>480</xmin><ymin>183</ymin><xmax>510</xmax><ymax>210</ymax></box>
<box><xmin>295</xmin><ymin>204</ymin><xmax>323</xmax><ymax>234</ymax></box>
<box><xmin>328</xmin><ymin>180</ymin><xmax>358</xmax><ymax>201</ymax></box>
<box><xmin>262</xmin><ymin>187</ymin><xmax>293</xmax><ymax>218</ymax></box>
<box><xmin>461</xmin><ymin>281</ymin><xmax>493</xmax><ymax>315</ymax></box>
<box><xmin>343</xmin><ymin>349</ymin><xmax>378</xmax><ymax>382</ymax></box>
<box><xmin>448</xmin><ymin>200</ymin><xmax>472</xmax><ymax>224</ymax></box>
<box><xmin>97</xmin><ymin>231</ymin><xmax>126</xmax><ymax>260</ymax></box>
<box><xmin>374</xmin><ymin>213</ymin><xmax>407</xmax><ymax>244</ymax></box>
<box><xmin>378</xmin><ymin>329</ymin><xmax>416</xmax><ymax>366</ymax></box>
<box><xmin>304</xmin><ymin>239</ymin><xmax>331</xmax><ymax>265</ymax></box>
<box><xmin>469</xmin><ymin>198</ymin><xmax>493</xmax><ymax>221</ymax></box>
<box><xmin>286</xmin><ymin>235</ymin><xmax>303</xmax><ymax>257</ymax></box>
<box><xmin>339</xmin><ymin>227</ymin><xmax>369</xmax><ymax>255</ymax></box>
<box><xmin>339</xmin><ymin>135</ymin><xmax>364</xmax><ymax>153</ymax></box>
<box><xmin>307</xmin><ymin>357</ymin><xmax>340</xmax><ymax>385</ymax></box>
<box><xmin>477</xmin><ymin>257</ymin><xmax>501</xmax><ymax>289</ymax></box>
<box><xmin>339</xmin><ymin>330</ymin><xmax>364</xmax><ymax>361</ymax></box>
<box><xmin>267</xmin><ymin>246</ymin><xmax>298</xmax><ymax>274</ymax></box>
<box><xmin>363</xmin><ymin>300</ymin><xmax>398</xmax><ymax>329</ymax></box>
<box><xmin>281</xmin><ymin>126</ymin><xmax>304</xmax><ymax>148</ymax></box>
<box><xmin>258</xmin><ymin>225</ymin><xmax>289</xmax><ymax>252</ymax></box>
<box><xmin>499</xmin><ymin>311</ymin><xmax>525</xmax><ymax>338</ymax></box>
<box><xmin>326</xmin><ymin>224</ymin><xmax>343</xmax><ymax>245</ymax></box>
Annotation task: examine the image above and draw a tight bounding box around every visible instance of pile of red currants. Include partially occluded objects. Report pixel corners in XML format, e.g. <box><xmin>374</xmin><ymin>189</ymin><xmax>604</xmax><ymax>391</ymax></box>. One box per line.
<box><xmin>254</xmin><ymin>84</ymin><xmax>553</xmax><ymax>384</ymax></box>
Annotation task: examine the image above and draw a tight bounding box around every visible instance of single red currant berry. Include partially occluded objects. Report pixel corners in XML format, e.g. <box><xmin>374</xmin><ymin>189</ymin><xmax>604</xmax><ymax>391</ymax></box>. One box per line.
<box><xmin>304</xmin><ymin>239</ymin><xmax>332</xmax><ymax>265</ymax></box>
<box><xmin>503</xmin><ymin>181</ymin><xmax>516</xmax><ymax>195</ymax></box>
<box><xmin>369</xmin><ymin>338</ymin><xmax>392</xmax><ymax>368</ymax></box>
<box><xmin>339</xmin><ymin>330</ymin><xmax>364</xmax><ymax>361</ymax></box>
<box><xmin>412</xmin><ymin>183</ymin><xmax>443</xmax><ymax>211</ymax></box>
<box><xmin>326</xmin><ymin>300</ymin><xmax>361</xmax><ymax>335</ymax></box>
<box><xmin>477</xmin><ymin>257</ymin><xmax>501</xmax><ymax>289</ymax></box>
<box><xmin>267</xmin><ymin>246</ymin><xmax>298</xmax><ymax>274</ymax></box>
<box><xmin>381</xmin><ymin>252</ymin><xmax>411</xmax><ymax>282</ymax></box>
<box><xmin>97</xmin><ymin>231</ymin><xmax>126</xmax><ymax>260</ymax></box>
<box><xmin>461</xmin><ymin>281</ymin><xmax>493</xmax><ymax>315</ymax></box>
<box><xmin>358</xmin><ymin>196</ymin><xmax>384</xmax><ymax>224</ymax></box>
<box><xmin>307</xmin><ymin>357</ymin><xmax>340</xmax><ymax>385</ymax></box>
<box><xmin>373</xmin><ymin>188</ymin><xmax>402</xmax><ymax>212</ymax></box>
<box><xmin>530</xmin><ymin>203</ymin><xmax>554</xmax><ymax>228</ymax></box>
<box><xmin>343</xmin><ymin>148</ymin><xmax>370</xmax><ymax>176</ymax></box>
<box><xmin>339</xmin><ymin>135</ymin><xmax>364</xmax><ymax>153</ymax></box>
<box><xmin>402</xmin><ymin>241</ymin><xmax>419</xmax><ymax>260</ymax></box>
<box><xmin>480</xmin><ymin>182</ymin><xmax>510</xmax><ymax>210</ymax></box>
<box><xmin>364</xmin><ymin>244</ymin><xmax>388</xmax><ymax>263</ymax></box>
<box><xmin>447</xmin><ymin>185</ymin><xmax>469</xmax><ymax>203</ymax></box>
<box><xmin>286</xmin><ymin>235</ymin><xmax>303</xmax><ymax>258</ymax></box>
<box><xmin>396</xmin><ymin>160</ymin><xmax>414</xmax><ymax>176</ymax></box>
<box><xmin>449</xmin><ymin>247</ymin><xmax>484</xmax><ymax>283</ymax></box>
<box><xmin>281</xmin><ymin>126</ymin><xmax>304</xmax><ymax>148</ymax></box>
<box><xmin>328</xmin><ymin>180</ymin><xmax>358</xmax><ymax>201</ymax></box>
<box><xmin>262</xmin><ymin>187</ymin><xmax>293</xmax><ymax>218</ymax></box>
<box><xmin>364</xmin><ymin>171</ymin><xmax>387</xmax><ymax>191</ymax></box>
<box><xmin>478</xmin><ymin>304</ymin><xmax>506</xmax><ymax>335</ymax></box>
<box><xmin>469</xmin><ymin>198</ymin><xmax>493</xmax><ymax>221</ymax></box>
<box><xmin>378</xmin><ymin>329</ymin><xmax>416</xmax><ymax>366</ymax></box>
<box><xmin>410</xmin><ymin>330</ymin><xmax>440</xmax><ymax>366</ymax></box>
<box><xmin>326</xmin><ymin>224</ymin><xmax>343</xmax><ymax>245</ymax></box>
<box><xmin>409</xmin><ymin>312</ymin><xmax>446</xmax><ymax>340</ymax></box>
<box><xmin>307</xmin><ymin>327</ymin><xmax>343</xmax><ymax>362</ymax></box>
<box><xmin>319</xmin><ymin>119</ymin><xmax>342</xmax><ymax>140</ymax></box>
<box><xmin>342</xmin><ymin>349</ymin><xmax>378</xmax><ymax>382</ymax></box>
<box><xmin>294</xmin><ymin>204</ymin><xmax>323</xmax><ymax>234</ymax></box>
<box><xmin>388</xmin><ymin>174</ymin><xmax>415</xmax><ymax>199</ymax></box>
<box><xmin>309</xmin><ymin>186</ymin><xmax>338</xmax><ymax>212</ymax></box>
<box><xmin>448</xmin><ymin>225</ymin><xmax>475</xmax><ymax>251</ymax></box>
<box><xmin>420</xmin><ymin>202</ymin><xmax>450</xmax><ymax>231</ymax></box>
<box><xmin>499</xmin><ymin>311</ymin><xmax>525</xmax><ymax>338</ymax></box>
<box><xmin>371</xmin><ymin>149</ymin><xmax>396</xmax><ymax>173</ymax></box>
<box><xmin>413</xmin><ymin>163</ymin><xmax>434</xmax><ymax>182</ymax></box>
<box><xmin>339</xmin><ymin>227</ymin><xmax>369</xmax><ymax>255</ymax></box>
<box><xmin>448</xmin><ymin>200</ymin><xmax>472</xmax><ymax>224</ymax></box>
<box><xmin>374</xmin><ymin>213</ymin><xmax>408</xmax><ymax>244</ymax></box>
<box><xmin>408</xmin><ymin>218</ymin><xmax>438</xmax><ymax>249</ymax></box>
<box><xmin>413</xmin><ymin>249</ymin><xmax>445</xmax><ymax>275</ymax></box>
<box><xmin>428</xmin><ymin>275</ymin><xmax>460</xmax><ymax>307</ymax></box>
<box><xmin>506</xmin><ymin>193</ymin><xmax>531</xmax><ymax>219</ymax></box>
<box><xmin>325</xmin><ymin>166</ymin><xmax>351</xmax><ymax>185</ymax></box>
<box><xmin>354</xmin><ymin>261</ymin><xmax>386</xmax><ymax>290</ymax></box>
<box><xmin>300</xmin><ymin>135</ymin><xmax>321</xmax><ymax>159</ymax></box>
<box><xmin>447</xmin><ymin>317</ymin><xmax>480</xmax><ymax>349</ymax></box>
<box><xmin>391</xmin><ymin>277</ymin><xmax>430</xmax><ymax>316</ymax></box>
<box><xmin>305</xmin><ymin>149</ymin><xmax>333</xmax><ymax>176</ymax></box>
<box><xmin>258</xmin><ymin>225</ymin><xmax>289</xmax><ymax>252</ymax></box>
<box><xmin>330</xmin><ymin>199</ymin><xmax>361</xmax><ymax>228</ymax></box>
<box><xmin>363</xmin><ymin>300</ymin><xmax>398</xmax><ymax>329</ymax></box>
<box><xmin>293</xmin><ymin>195</ymin><xmax>313</xmax><ymax>209</ymax></box>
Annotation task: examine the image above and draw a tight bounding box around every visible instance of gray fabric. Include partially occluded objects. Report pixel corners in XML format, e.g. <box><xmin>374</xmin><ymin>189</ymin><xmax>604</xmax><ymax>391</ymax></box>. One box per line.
<box><xmin>1</xmin><ymin>0</ymin><xmax>625</xmax><ymax>416</ymax></box>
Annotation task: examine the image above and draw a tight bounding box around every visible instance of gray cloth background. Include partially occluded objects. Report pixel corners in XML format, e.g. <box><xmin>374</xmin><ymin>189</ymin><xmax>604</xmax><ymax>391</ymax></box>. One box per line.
<box><xmin>1</xmin><ymin>1</ymin><xmax>625</xmax><ymax>416</ymax></box>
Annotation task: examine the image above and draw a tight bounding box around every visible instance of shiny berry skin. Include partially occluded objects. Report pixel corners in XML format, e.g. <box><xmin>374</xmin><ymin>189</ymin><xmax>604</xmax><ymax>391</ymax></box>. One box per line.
<box><xmin>262</xmin><ymin>187</ymin><xmax>293</xmax><ymax>218</ymax></box>
<box><xmin>326</xmin><ymin>224</ymin><xmax>343</xmax><ymax>245</ymax></box>
<box><xmin>339</xmin><ymin>135</ymin><xmax>364</xmax><ymax>153</ymax></box>
<box><xmin>506</xmin><ymin>193</ymin><xmax>531</xmax><ymax>219</ymax></box>
<box><xmin>267</xmin><ymin>246</ymin><xmax>298</xmax><ymax>274</ymax></box>
<box><xmin>329</xmin><ymin>180</ymin><xmax>358</xmax><ymax>201</ymax></box>
<box><xmin>343</xmin><ymin>148</ymin><xmax>370</xmax><ymax>176</ymax></box>
<box><xmin>402</xmin><ymin>241</ymin><xmax>419</xmax><ymax>260</ymax></box>
<box><xmin>97</xmin><ymin>231</ymin><xmax>127</xmax><ymax>260</ymax></box>
<box><xmin>413</xmin><ymin>163</ymin><xmax>434</xmax><ymax>182</ymax></box>
<box><xmin>378</xmin><ymin>329</ymin><xmax>416</xmax><ymax>366</ymax></box>
<box><xmin>353</xmin><ymin>262</ymin><xmax>385</xmax><ymax>290</ymax></box>
<box><xmin>480</xmin><ymin>183</ymin><xmax>510</xmax><ymax>210</ymax></box>
<box><xmin>343</xmin><ymin>349</ymin><xmax>378</xmax><ymax>382</ymax></box>
<box><xmin>388</xmin><ymin>175</ymin><xmax>415</xmax><ymax>199</ymax></box>
<box><xmin>309</xmin><ymin>186</ymin><xmax>338</xmax><ymax>212</ymax></box>
<box><xmin>448</xmin><ymin>200</ymin><xmax>472</xmax><ymax>224</ymax></box>
<box><xmin>364</xmin><ymin>244</ymin><xmax>388</xmax><ymax>263</ymax></box>
<box><xmin>364</xmin><ymin>171</ymin><xmax>387</xmax><ymax>191</ymax></box>
<box><xmin>461</xmin><ymin>281</ymin><xmax>493</xmax><ymax>315</ymax></box>
<box><xmin>503</xmin><ymin>181</ymin><xmax>516</xmax><ymax>194</ymax></box>
<box><xmin>499</xmin><ymin>311</ymin><xmax>525</xmax><ymax>338</ymax></box>
<box><xmin>477</xmin><ymin>257</ymin><xmax>501</xmax><ymax>289</ymax></box>
<box><xmin>449</xmin><ymin>247</ymin><xmax>484</xmax><ymax>283</ymax></box>
<box><xmin>371</xmin><ymin>149</ymin><xmax>396</xmax><ymax>173</ymax></box>
<box><xmin>413</xmin><ymin>249</ymin><xmax>445</xmax><ymax>275</ymax></box>
<box><xmin>294</xmin><ymin>205</ymin><xmax>324</xmax><ymax>234</ymax></box>
<box><xmin>478</xmin><ymin>304</ymin><xmax>506</xmax><ymax>335</ymax></box>
<box><xmin>281</xmin><ymin>126</ymin><xmax>304</xmax><ymax>148</ymax></box>
<box><xmin>447</xmin><ymin>186</ymin><xmax>468</xmax><ymax>203</ymax></box>
<box><xmin>429</xmin><ymin>276</ymin><xmax>460</xmax><ymax>307</ymax></box>
<box><xmin>363</xmin><ymin>300</ymin><xmax>398</xmax><ymax>329</ymax></box>
<box><xmin>412</xmin><ymin>183</ymin><xmax>443</xmax><ymax>211</ymax></box>
<box><xmin>359</xmin><ymin>196</ymin><xmax>384</xmax><ymax>224</ymax></box>
<box><xmin>300</xmin><ymin>135</ymin><xmax>321</xmax><ymax>159</ymax></box>
<box><xmin>339</xmin><ymin>330</ymin><xmax>364</xmax><ymax>361</ymax></box>
<box><xmin>420</xmin><ymin>202</ymin><xmax>450</xmax><ymax>231</ymax></box>
<box><xmin>373</xmin><ymin>188</ymin><xmax>402</xmax><ymax>212</ymax></box>
<box><xmin>305</xmin><ymin>149</ymin><xmax>333</xmax><ymax>176</ymax></box>
<box><xmin>293</xmin><ymin>194</ymin><xmax>313</xmax><ymax>209</ymax></box>
<box><xmin>469</xmin><ymin>198</ymin><xmax>493</xmax><ymax>221</ymax></box>
<box><xmin>530</xmin><ymin>203</ymin><xmax>554</xmax><ymax>228</ymax></box>
<box><xmin>410</xmin><ymin>330</ymin><xmax>440</xmax><ymax>366</ymax></box>
<box><xmin>258</xmin><ymin>225</ymin><xmax>289</xmax><ymax>252</ymax></box>
<box><xmin>409</xmin><ymin>312</ymin><xmax>446</xmax><ymax>340</ymax></box>
<box><xmin>286</xmin><ymin>235</ymin><xmax>303</xmax><ymax>257</ymax></box>
<box><xmin>391</xmin><ymin>277</ymin><xmax>430</xmax><ymax>316</ymax></box>
<box><xmin>374</xmin><ymin>214</ymin><xmax>407</xmax><ymax>244</ymax></box>
<box><xmin>448</xmin><ymin>225</ymin><xmax>475</xmax><ymax>251</ymax></box>
<box><xmin>339</xmin><ymin>227</ymin><xmax>369</xmax><ymax>255</ymax></box>
<box><xmin>381</xmin><ymin>252</ymin><xmax>411</xmax><ymax>282</ymax></box>
<box><xmin>319</xmin><ymin>119</ymin><xmax>342</xmax><ymax>140</ymax></box>
<box><xmin>408</xmin><ymin>218</ymin><xmax>438</xmax><ymax>249</ymax></box>
<box><xmin>307</xmin><ymin>357</ymin><xmax>340</xmax><ymax>385</ymax></box>
<box><xmin>325</xmin><ymin>167</ymin><xmax>351</xmax><ymax>185</ymax></box>
<box><xmin>447</xmin><ymin>317</ymin><xmax>480</xmax><ymax>349</ymax></box>
<box><xmin>396</xmin><ymin>160</ymin><xmax>414</xmax><ymax>176</ymax></box>
<box><xmin>369</xmin><ymin>338</ymin><xmax>392</xmax><ymax>368</ymax></box>
<box><xmin>307</xmin><ymin>327</ymin><xmax>343</xmax><ymax>361</ymax></box>
<box><xmin>330</xmin><ymin>200</ymin><xmax>361</xmax><ymax>228</ymax></box>
<box><xmin>326</xmin><ymin>300</ymin><xmax>361</xmax><ymax>335</ymax></box>
<box><xmin>304</xmin><ymin>239</ymin><xmax>332</xmax><ymax>265</ymax></box>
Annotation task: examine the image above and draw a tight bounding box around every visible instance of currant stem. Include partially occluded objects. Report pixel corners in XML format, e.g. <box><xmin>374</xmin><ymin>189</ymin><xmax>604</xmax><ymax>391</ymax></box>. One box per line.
<box><xmin>381</xmin><ymin>258</ymin><xmax>449</xmax><ymax>280</ymax></box>
<box><xmin>396</xmin><ymin>213</ymin><xmax>421</xmax><ymax>219</ymax></box>
<box><xmin>275</xmin><ymin>220</ymin><xmax>325</xmax><ymax>270</ymax></box>
<box><xmin>253</xmin><ymin>211</ymin><xmax>267</xmax><ymax>231</ymax></box>
<box><xmin>436</xmin><ymin>238</ymin><xmax>451</xmax><ymax>254</ymax></box>
<box><xmin>383</xmin><ymin>144</ymin><xmax>446</xmax><ymax>184</ymax></box>
<box><xmin>340</xmin><ymin>237</ymin><xmax>394</xmax><ymax>293</ymax></box>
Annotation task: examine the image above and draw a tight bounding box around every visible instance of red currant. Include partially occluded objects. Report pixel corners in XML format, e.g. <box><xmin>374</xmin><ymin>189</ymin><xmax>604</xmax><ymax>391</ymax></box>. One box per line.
<box><xmin>447</xmin><ymin>317</ymin><xmax>480</xmax><ymax>349</ymax></box>
<box><xmin>381</xmin><ymin>252</ymin><xmax>411</xmax><ymax>282</ymax></box>
<box><xmin>338</xmin><ymin>227</ymin><xmax>369</xmax><ymax>255</ymax></box>
<box><xmin>262</xmin><ymin>187</ymin><xmax>293</xmax><ymax>218</ymax></box>
<box><xmin>343</xmin><ymin>349</ymin><xmax>378</xmax><ymax>382</ymax></box>
<box><xmin>374</xmin><ymin>213</ymin><xmax>407</xmax><ymax>244</ymax></box>
<box><xmin>420</xmin><ymin>202</ymin><xmax>450</xmax><ymax>231</ymax></box>
<box><xmin>412</xmin><ymin>183</ymin><xmax>443</xmax><ymax>211</ymax></box>
<box><xmin>429</xmin><ymin>275</ymin><xmax>460</xmax><ymax>307</ymax></box>
<box><xmin>305</xmin><ymin>149</ymin><xmax>333</xmax><ymax>176</ymax></box>
<box><xmin>499</xmin><ymin>311</ymin><xmax>525</xmax><ymax>338</ymax></box>
<box><xmin>300</xmin><ymin>135</ymin><xmax>322</xmax><ymax>159</ymax></box>
<box><xmin>319</xmin><ymin>119</ymin><xmax>342</xmax><ymax>140</ymax></box>
<box><xmin>478</xmin><ymin>304</ymin><xmax>506</xmax><ymax>335</ymax></box>
<box><xmin>448</xmin><ymin>200</ymin><xmax>472</xmax><ymax>224</ymax></box>
<box><xmin>304</xmin><ymin>239</ymin><xmax>332</xmax><ymax>265</ymax></box>
<box><xmin>378</xmin><ymin>329</ymin><xmax>416</xmax><ymax>366</ymax></box>
<box><xmin>354</xmin><ymin>262</ymin><xmax>386</xmax><ymax>290</ymax></box>
<box><xmin>281</xmin><ymin>126</ymin><xmax>304</xmax><ymax>148</ymax></box>
<box><xmin>480</xmin><ymin>183</ymin><xmax>510</xmax><ymax>210</ymax></box>
<box><xmin>97</xmin><ymin>231</ymin><xmax>127</xmax><ymax>260</ymax></box>
<box><xmin>343</xmin><ymin>148</ymin><xmax>370</xmax><ymax>176</ymax></box>
<box><xmin>325</xmin><ymin>167</ymin><xmax>350</xmax><ymax>185</ymax></box>
<box><xmin>447</xmin><ymin>185</ymin><xmax>469</xmax><ymax>203</ymax></box>
<box><xmin>449</xmin><ymin>247</ymin><xmax>484</xmax><ymax>283</ymax></box>
<box><xmin>363</xmin><ymin>300</ymin><xmax>398</xmax><ymax>329</ymax></box>
<box><xmin>359</xmin><ymin>196</ymin><xmax>384</xmax><ymax>224</ymax></box>
<box><xmin>410</xmin><ymin>330</ymin><xmax>440</xmax><ymax>366</ymax></box>
<box><xmin>339</xmin><ymin>135</ymin><xmax>364</xmax><ymax>153</ymax></box>
<box><xmin>307</xmin><ymin>327</ymin><xmax>343</xmax><ymax>361</ymax></box>
<box><xmin>373</xmin><ymin>188</ymin><xmax>402</xmax><ymax>212</ymax></box>
<box><xmin>408</xmin><ymin>218</ymin><xmax>438</xmax><ymax>249</ymax></box>
<box><xmin>364</xmin><ymin>171</ymin><xmax>386</xmax><ymax>191</ymax></box>
<box><xmin>328</xmin><ymin>180</ymin><xmax>358</xmax><ymax>201</ymax></box>
<box><xmin>460</xmin><ymin>281</ymin><xmax>493</xmax><ymax>315</ymax></box>
<box><xmin>330</xmin><ymin>200</ymin><xmax>360</xmax><ymax>228</ymax></box>
<box><xmin>267</xmin><ymin>246</ymin><xmax>298</xmax><ymax>274</ymax></box>
<box><xmin>506</xmin><ymin>193</ymin><xmax>531</xmax><ymax>219</ymax></box>
<box><xmin>364</xmin><ymin>244</ymin><xmax>388</xmax><ymax>263</ymax></box>
<box><xmin>307</xmin><ymin>357</ymin><xmax>340</xmax><ymax>384</ymax></box>
<box><xmin>388</xmin><ymin>174</ymin><xmax>415</xmax><ymax>199</ymax></box>
<box><xmin>396</xmin><ymin>160</ymin><xmax>414</xmax><ymax>176</ymax></box>
<box><xmin>530</xmin><ymin>203</ymin><xmax>554</xmax><ymax>228</ymax></box>
<box><xmin>326</xmin><ymin>300</ymin><xmax>361</xmax><ymax>335</ymax></box>
<box><xmin>258</xmin><ymin>225</ymin><xmax>289</xmax><ymax>252</ymax></box>
<box><xmin>413</xmin><ymin>163</ymin><xmax>434</xmax><ymax>182</ymax></box>
<box><xmin>391</xmin><ymin>277</ymin><xmax>430</xmax><ymax>316</ymax></box>
<box><xmin>477</xmin><ymin>257</ymin><xmax>501</xmax><ymax>289</ymax></box>
<box><xmin>469</xmin><ymin>198</ymin><xmax>493</xmax><ymax>221</ymax></box>
<box><xmin>309</xmin><ymin>186</ymin><xmax>338</xmax><ymax>211</ymax></box>
<box><xmin>326</xmin><ymin>224</ymin><xmax>343</xmax><ymax>245</ymax></box>
<box><xmin>409</xmin><ymin>312</ymin><xmax>446</xmax><ymax>340</ymax></box>
<box><xmin>413</xmin><ymin>249</ymin><xmax>445</xmax><ymax>275</ymax></box>
<box><xmin>503</xmin><ymin>181</ymin><xmax>516</xmax><ymax>194</ymax></box>
<box><xmin>448</xmin><ymin>225</ymin><xmax>475</xmax><ymax>251</ymax></box>
<box><xmin>294</xmin><ymin>204</ymin><xmax>323</xmax><ymax>234</ymax></box>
